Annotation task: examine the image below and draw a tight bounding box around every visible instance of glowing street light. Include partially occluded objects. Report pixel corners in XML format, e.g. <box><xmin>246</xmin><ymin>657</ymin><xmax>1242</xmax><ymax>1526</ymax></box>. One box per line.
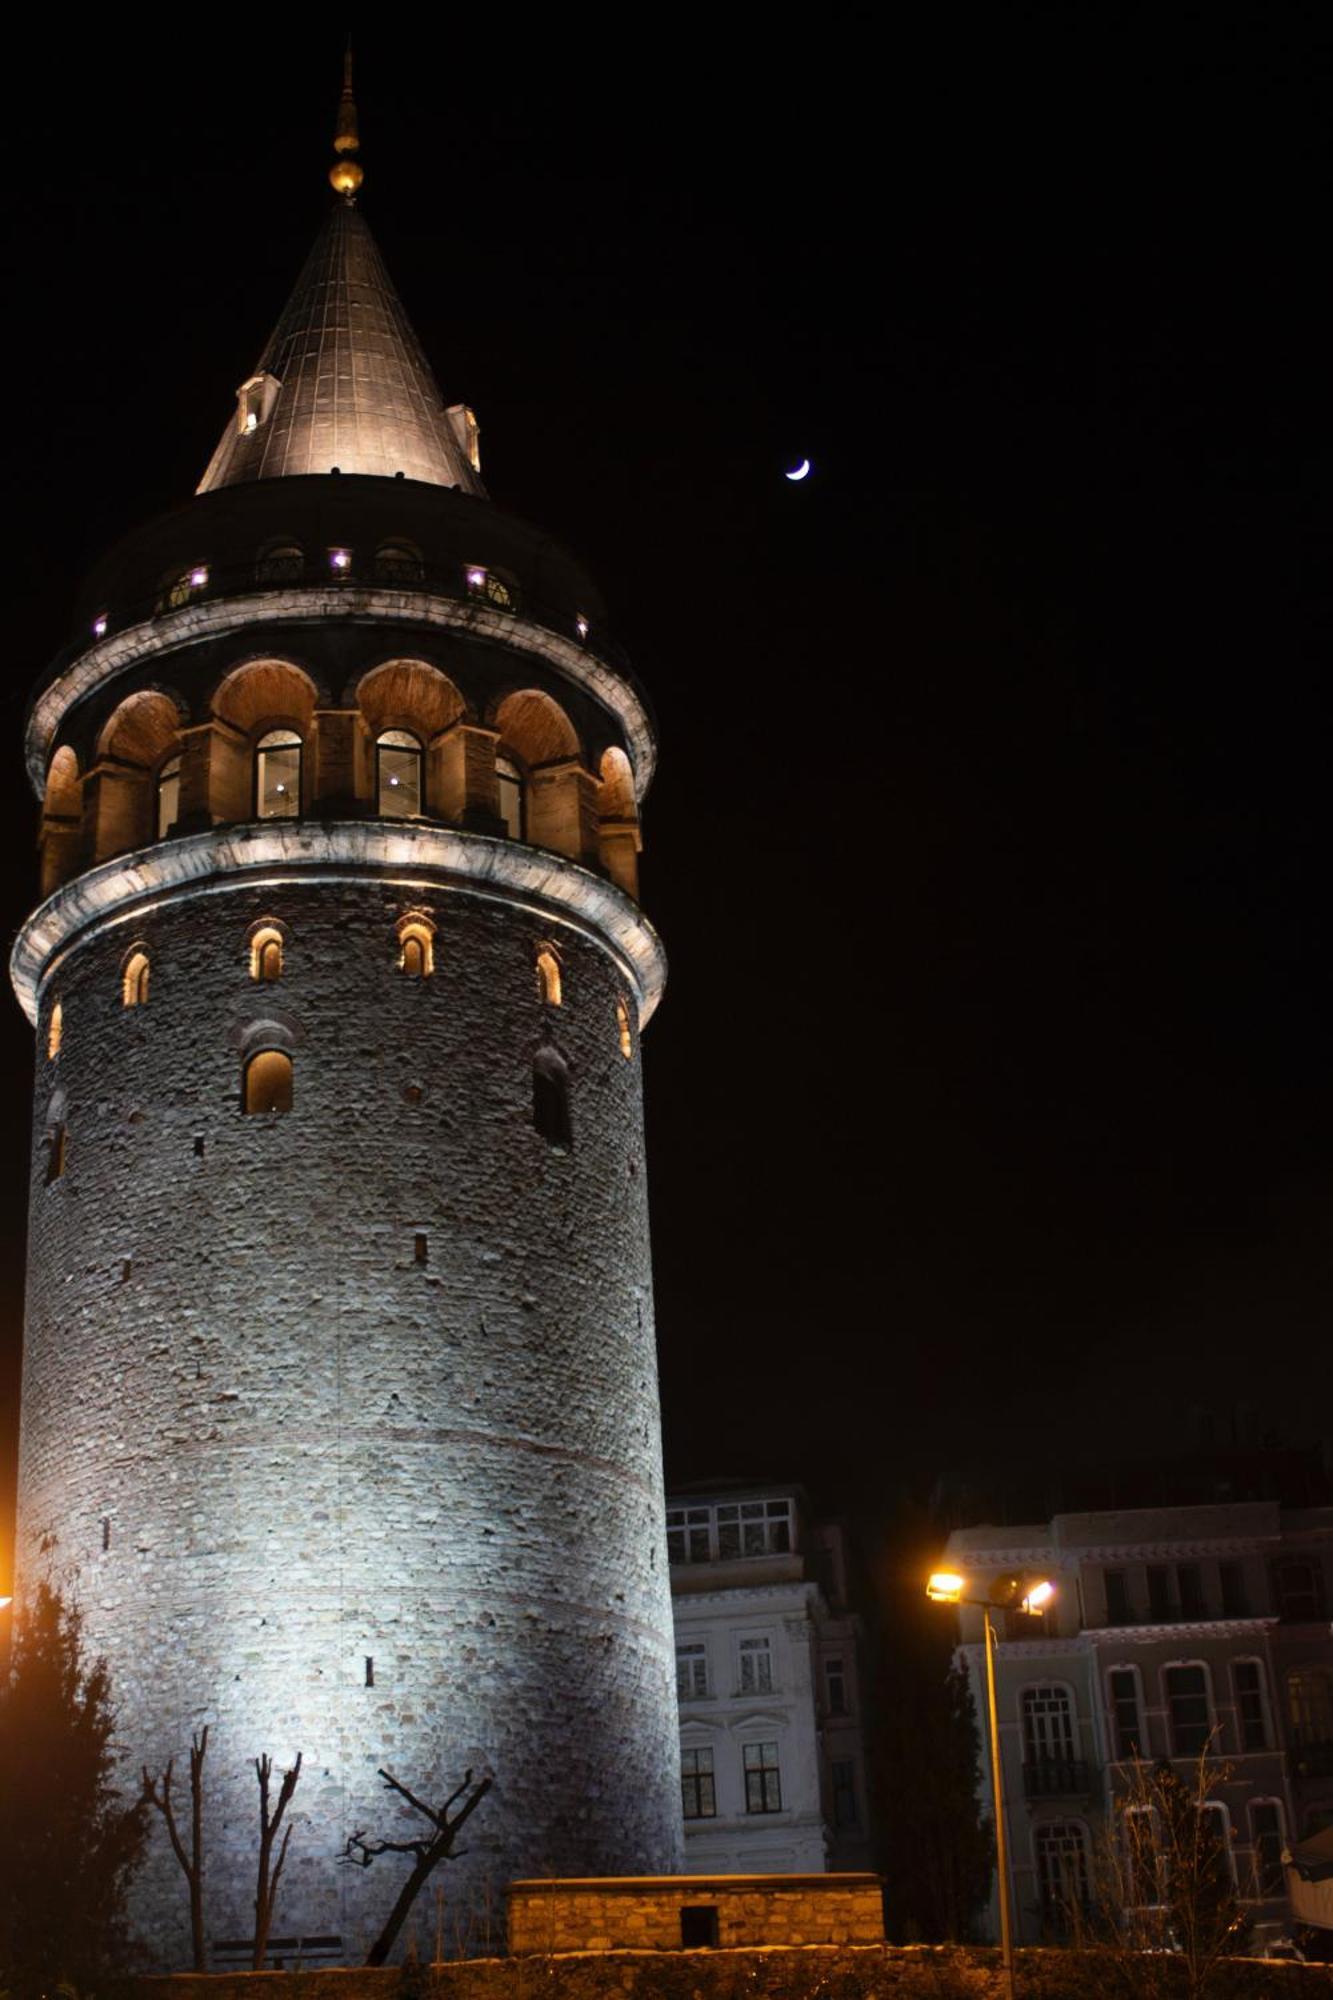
<box><xmin>926</xmin><ymin>1569</ymin><xmax>1056</xmax><ymax>2000</ymax></box>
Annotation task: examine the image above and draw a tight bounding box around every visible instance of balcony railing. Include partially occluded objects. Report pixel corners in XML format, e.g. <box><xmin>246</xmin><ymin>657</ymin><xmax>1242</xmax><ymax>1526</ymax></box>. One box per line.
<box><xmin>1023</xmin><ymin>1757</ymin><xmax>1095</xmax><ymax>1800</ymax></box>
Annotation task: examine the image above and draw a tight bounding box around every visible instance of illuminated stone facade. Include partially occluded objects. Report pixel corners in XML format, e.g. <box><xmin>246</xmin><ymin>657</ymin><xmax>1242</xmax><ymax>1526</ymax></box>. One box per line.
<box><xmin>13</xmin><ymin>173</ymin><xmax>681</xmax><ymax>1966</ymax></box>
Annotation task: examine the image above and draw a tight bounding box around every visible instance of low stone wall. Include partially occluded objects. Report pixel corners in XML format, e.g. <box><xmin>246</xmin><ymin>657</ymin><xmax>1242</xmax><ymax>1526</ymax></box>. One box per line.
<box><xmin>139</xmin><ymin>1943</ymin><xmax>1333</xmax><ymax>2000</ymax></box>
<box><xmin>506</xmin><ymin>1871</ymin><xmax>883</xmax><ymax>1952</ymax></box>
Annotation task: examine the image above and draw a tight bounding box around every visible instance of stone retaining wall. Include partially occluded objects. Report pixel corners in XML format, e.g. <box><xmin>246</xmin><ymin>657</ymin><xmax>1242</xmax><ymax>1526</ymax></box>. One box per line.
<box><xmin>506</xmin><ymin>1872</ymin><xmax>884</xmax><ymax>1951</ymax></box>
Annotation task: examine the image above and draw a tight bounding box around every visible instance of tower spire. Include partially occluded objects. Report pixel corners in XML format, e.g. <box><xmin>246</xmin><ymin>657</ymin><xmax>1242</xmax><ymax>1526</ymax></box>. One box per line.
<box><xmin>329</xmin><ymin>41</ymin><xmax>363</xmax><ymax>201</ymax></box>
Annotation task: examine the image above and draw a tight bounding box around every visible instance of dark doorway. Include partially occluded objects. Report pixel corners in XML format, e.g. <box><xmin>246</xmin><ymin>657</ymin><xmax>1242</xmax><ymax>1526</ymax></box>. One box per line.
<box><xmin>680</xmin><ymin>1905</ymin><xmax>719</xmax><ymax>1948</ymax></box>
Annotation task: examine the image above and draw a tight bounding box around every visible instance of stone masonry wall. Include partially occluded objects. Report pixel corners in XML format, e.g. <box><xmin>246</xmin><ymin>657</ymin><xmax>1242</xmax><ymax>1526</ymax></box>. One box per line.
<box><xmin>18</xmin><ymin>868</ymin><xmax>682</xmax><ymax>1968</ymax></box>
<box><xmin>507</xmin><ymin>1875</ymin><xmax>884</xmax><ymax>1952</ymax></box>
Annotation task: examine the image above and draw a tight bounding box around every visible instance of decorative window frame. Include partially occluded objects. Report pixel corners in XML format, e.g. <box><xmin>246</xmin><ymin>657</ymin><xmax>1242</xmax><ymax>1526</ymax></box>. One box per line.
<box><xmin>246</xmin><ymin>919</ymin><xmax>286</xmax><ymax>983</ymax></box>
<box><xmin>1245</xmin><ymin>1796</ymin><xmax>1287</xmax><ymax>1900</ymax></box>
<box><xmin>1229</xmin><ymin>1655</ymin><xmax>1272</xmax><ymax>1754</ymax></box>
<box><xmin>1016</xmin><ymin>1678</ymin><xmax>1079</xmax><ymax>1757</ymax></box>
<box><xmin>535</xmin><ymin>945</ymin><xmax>563</xmax><ymax>1007</ymax></box>
<box><xmin>1031</xmin><ymin>1816</ymin><xmax>1092</xmax><ymax>1913</ymax></box>
<box><xmin>1160</xmin><ymin>1657</ymin><xmax>1218</xmax><ymax>1757</ymax></box>
<box><xmin>121</xmin><ymin>945</ymin><xmax>151</xmax><ymax>1008</ymax></box>
<box><xmin>1105</xmin><ymin>1661</ymin><xmax>1149</xmax><ymax>1762</ymax></box>
<box><xmin>395</xmin><ymin>910</ymin><xmax>436</xmax><ymax>979</ymax></box>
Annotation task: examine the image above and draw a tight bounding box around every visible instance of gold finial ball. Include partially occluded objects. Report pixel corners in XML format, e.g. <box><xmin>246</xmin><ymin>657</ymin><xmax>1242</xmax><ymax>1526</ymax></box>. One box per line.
<box><xmin>330</xmin><ymin>157</ymin><xmax>364</xmax><ymax>196</ymax></box>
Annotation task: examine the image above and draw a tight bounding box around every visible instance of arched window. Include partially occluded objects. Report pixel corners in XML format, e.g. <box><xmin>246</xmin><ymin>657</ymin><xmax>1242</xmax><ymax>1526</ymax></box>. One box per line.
<box><xmin>249</xmin><ymin>926</ymin><xmax>284</xmax><ymax>982</ymax></box>
<box><xmin>243</xmin><ymin>1049</ymin><xmax>293</xmax><ymax>1115</ymax></box>
<box><xmin>122</xmin><ymin>950</ymin><xmax>150</xmax><ymax>1008</ymax></box>
<box><xmin>465</xmin><ymin>564</ymin><xmax>515</xmax><ymax>609</ymax></box>
<box><xmin>255</xmin><ymin>730</ymin><xmax>302</xmax><ymax>818</ymax></box>
<box><xmin>377</xmin><ymin>730</ymin><xmax>424</xmax><ymax>817</ymax></box>
<box><xmin>496</xmin><ymin>755</ymin><xmax>524</xmax><ymax>841</ymax></box>
<box><xmin>156</xmin><ymin>753</ymin><xmax>181</xmax><ymax>839</ymax></box>
<box><xmin>616</xmin><ymin>996</ymin><xmax>633</xmax><ymax>1059</ymax></box>
<box><xmin>1034</xmin><ymin>1821</ymin><xmax>1089</xmax><ymax>1918</ymax></box>
<box><xmin>536</xmin><ymin>948</ymin><xmax>562</xmax><ymax>1007</ymax></box>
<box><xmin>397</xmin><ymin>918</ymin><xmax>435</xmax><ymax>978</ymax></box>
<box><xmin>1021</xmin><ymin>1685</ymin><xmax>1077</xmax><ymax>1790</ymax></box>
<box><xmin>375</xmin><ymin>541</ymin><xmax>425</xmax><ymax>584</ymax></box>
<box><xmin>255</xmin><ymin>543</ymin><xmax>304</xmax><ymax>585</ymax></box>
<box><xmin>161</xmin><ymin>565</ymin><xmax>209</xmax><ymax>612</ymax></box>
<box><xmin>533</xmin><ymin>1045</ymin><xmax>572</xmax><ymax>1150</ymax></box>
<box><xmin>47</xmin><ymin>1001</ymin><xmax>63</xmax><ymax>1061</ymax></box>
<box><xmin>1289</xmin><ymin>1667</ymin><xmax>1333</xmax><ymax>1748</ymax></box>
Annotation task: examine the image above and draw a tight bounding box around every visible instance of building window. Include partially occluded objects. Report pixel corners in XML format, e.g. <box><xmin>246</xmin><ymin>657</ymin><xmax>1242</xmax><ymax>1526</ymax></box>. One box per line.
<box><xmin>255</xmin><ymin>730</ymin><xmax>302</xmax><ymax>818</ymax></box>
<box><xmin>162</xmin><ymin>565</ymin><xmax>208</xmax><ymax>610</ymax></box>
<box><xmin>666</xmin><ymin>1506</ymin><xmax>712</xmax><ymax>1565</ymax></box>
<box><xmin>738</xmin><ymin>1636</ymin><xmax>773</xmax><ymax>1695</ymax></box>
<box><xmin>1274</xmin><ymin>1557</ymin><xmax>1327</xmax><ymax>1623</ymax></box>
<box><xmin>255</xmin><ymin>542</ymin><xmax>304</xmax><ymax>584</ymax></box>
<box><xmin>1147</xmin><ymin>1566</ymin><xmax>1171</xmax><ymax>1622</ymax></box>
<box><xmin>1022</xmin><ymin>1685</ymin><xmax>1076</xmax><ymax>1772</ymax></box>
<box><xmin>536</xmin><ymin>949</ymin><xmax>562</xmax><ymax>1007</ymax></box>
<box><xmin>1288</xmin><ymin>1666</ymin><xmax>1333</xmax><ymax>1748</ymax></box>
<box><xmin>45</xmin><ymin>1123</ymin><xmax>67</xmax><ymax>1185</ymax></box>
<box><xmin>465</xmin><ymin>564</ymin><xmax>515</xmax><ymax>609</ymax></box>
<box><xmin>1232</xmin><ymin>1661</ymin><xmax>1268</xmax><ymax>1751</ymax></box>
<box><xmin>1176</xmin><ymin>1564</ymin><xmax>1205</xmax><ymax>1620</ymax></box>
<box><xmin>122</xmin><ymin>950</ymin><xmax>150</xmax><ymax>1008</ymax></box>
<box><xmin>1164</xmin><ymin>1664</ymin><xmax>1212</xmax><ymax>1756</ymax></box>
<box><xmin>831</xmin><ymin>1759</ymin><xmax>859</xmax><ymax>1828</ymax></box>
<box><xmin>676</xmin><ymin>1644</ymin><xmax>708</xmax><ymax>1700</ymax></box>
<box><xmin>1104</xmin><ymin>1569</ymin><xmax>1132</xmax><ymax>1625</ymax></box>
<box><xmin>717</xmin><ymin>1498</ymin><xmax>792</xmax><ymax>1560</ymax></box>
<box><xmin>616</xmin><ymin>996</ymin><xmax>633</xmax><ymax>1059</ymax></box>
<box><xmin>243</xmin><ymin>1049</ymin><xmax>293</xmax><ymax>1115</ymax></box>
<box><xmin>249</xmin><ymin>926</ymin><xmax>284</xmax><ymax>982</ymax></box>
<box><xmin>826</xmin><ymin>1657</ymin><xmax>848</xmax><ymax>1716</ymax></box>
<box><xmin>743</xmin><ymin>1741</ymin><xmax>782</xmax><ymax>1814</ymax></box>
<box><xmin>47</xmin><ymin>1001</ymin><xmax>62</xmax><ymax>1061</ymax></box>
<box><xmin>376</xmin><ymin>729</ymin><xmax>424</xmax><ymax>817</ymax></box>
<box><xmin>1219</xmin><ymin>1561</ymin><xmax>1248</xmax><ymax>1618</ymax></box>
<box><xmin>533</xmin><ymin>1045</ymin><xmax>572</xmax><ymax>1150</ymax></box>
<box><xmin>1198</xmin><ymin>1803</ymin><xmax>1234</xmax><ymax>1888</ymax></box>
<box><xmin>1034</xmin><ymin>1820</ymin><xmax>1090</xmax><ymax>1916</ymax></box>
<box><xmin>1123</xmin><ymin>1807</ymin><xmax>1162</xmax><ymax>1907</ymax></box>
<box><xmin>375</xmin><ymin>541</ymin><xmax>425</xmax><ymax>584</ymax></box>
<box><xmin>1249</xmin><ymin>1802</ymin><xmax>1285</xmax><ymax>1898</ymax></box>
<box><xmin>1108</xmin><ymin>1668</ymin><xmax>1145</xmax><ymax>1760</ymax></box>
<box><xmin>681</xmin><ymin>1747</ymin><xmax>715</xmax><ymax>1820</ymax></box>
<box><xmin>496</xmin><ymin>755</ymin><xmax>524</xmax><ymax>840</ymax></box>
<box><xmin>155</xmin><ymin>753</ymin><xmax>181</xmax><ymax>839</ymax></box>
<box><xmin>397</xmin><ymin>917</ymin><xmax>435</xmax><ymax>979</ymax></box>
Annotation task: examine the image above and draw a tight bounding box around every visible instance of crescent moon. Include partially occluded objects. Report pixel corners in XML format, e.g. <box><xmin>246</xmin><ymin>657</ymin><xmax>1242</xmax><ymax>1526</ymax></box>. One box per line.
<box><xmin>785</xmin><ymin>458</ymin><xmax>811</xmax><ymax>482</ymax></box>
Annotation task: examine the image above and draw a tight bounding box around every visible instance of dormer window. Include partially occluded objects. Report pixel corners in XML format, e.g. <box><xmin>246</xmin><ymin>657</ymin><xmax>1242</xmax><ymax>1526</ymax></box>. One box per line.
<box><xmin>465</xmin><ymin>565</ymin><xmax>515</xmax><ymax>611</ymax></box>
<box><xmin>237</xmin><ymin>372</ymin><xmax>280</xmax><ymax>436</ymax></box>
<box><xmin>446</xmin><ymin>403</ymin><xmax>482</xmax><ymax>473</ymax></box>
<box><xmin>162</xmin><ymin>566</ymin><xmax>208</xmax><ymax>612</ymax></box>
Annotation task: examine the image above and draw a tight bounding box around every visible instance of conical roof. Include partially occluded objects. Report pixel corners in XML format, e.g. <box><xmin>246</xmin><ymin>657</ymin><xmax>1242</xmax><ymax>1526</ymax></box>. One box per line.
<box><xmin>198</xmin><ymin>202</ymin><xmax>484</xmax><ymax>495</ymax></box>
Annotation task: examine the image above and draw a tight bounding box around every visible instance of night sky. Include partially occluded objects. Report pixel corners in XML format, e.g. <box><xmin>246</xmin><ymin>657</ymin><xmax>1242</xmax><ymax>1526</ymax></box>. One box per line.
<box><xmin>2</xmin><ymin>18</ymin><xmax>1333</xmax><ymax>1581</ymax></box>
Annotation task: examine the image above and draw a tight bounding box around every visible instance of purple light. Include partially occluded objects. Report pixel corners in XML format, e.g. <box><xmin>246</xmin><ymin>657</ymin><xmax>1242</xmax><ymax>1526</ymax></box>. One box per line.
<box><xmin>466</xmin><ymin>566</ymin><xmax>486</xmax><ymax>588</ymax></box>
<box><xmin>189</xmin><ymin>566</ymin><xmax>208</xmax><ymax>589</ymax></box>
<box><xmin>92</xmin><ymin>614</ymin><xmax>108</xmax><ymax>639</ymax></box>
<box><xmin>330</xmin><ymin>548</ymin><xmax>351</xmax><ymax>570</ymax></box>
<box><xmin>576</xmin><ymin>615</ymin><xmax>589</xmax><ymax>641</ymax></box>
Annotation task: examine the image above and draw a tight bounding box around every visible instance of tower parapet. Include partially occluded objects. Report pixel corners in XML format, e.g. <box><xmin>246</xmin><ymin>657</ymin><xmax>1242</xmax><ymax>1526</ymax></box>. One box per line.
<box><xmin>13</xmin><ymin>80</ymin><xmax>680</xmax><ymax>1968</ymax></box>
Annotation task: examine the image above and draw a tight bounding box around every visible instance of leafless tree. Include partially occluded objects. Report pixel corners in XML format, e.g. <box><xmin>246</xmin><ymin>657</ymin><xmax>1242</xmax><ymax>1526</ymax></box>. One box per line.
<box><xmin>343</xmin><ymin>1766</ymin><xmax>492</xmax><ymax>1966</ymax></box>
<box><xmin>141</xmin><ymin>1726</ymin><xmax>209</xmax><ymax>1971</ymax></box>
<box><xmin>252</xmin><ymin>1750</ymin><xmax>302</xmax><ymax>1970</ymax></box>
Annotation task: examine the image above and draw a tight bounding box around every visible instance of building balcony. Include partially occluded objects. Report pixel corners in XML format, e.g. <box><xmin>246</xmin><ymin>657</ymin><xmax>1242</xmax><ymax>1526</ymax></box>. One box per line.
<box><xmin>1022</xmin><ymin>1757</ymin><xmax>1096</xmax><ymax>1800</ymax></box>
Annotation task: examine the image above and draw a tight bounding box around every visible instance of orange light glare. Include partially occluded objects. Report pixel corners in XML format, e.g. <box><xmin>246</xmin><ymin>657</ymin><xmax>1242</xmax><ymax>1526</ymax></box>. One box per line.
<box><xmin>927</xmin><ymin>1571</ymin><xmax>966</xmax><ymax>1604</ymax></box>
<box><xmin>1021</xmin><ymin>1580</ymin><xmax>1056</xmax><ymax>1614</ymax></box>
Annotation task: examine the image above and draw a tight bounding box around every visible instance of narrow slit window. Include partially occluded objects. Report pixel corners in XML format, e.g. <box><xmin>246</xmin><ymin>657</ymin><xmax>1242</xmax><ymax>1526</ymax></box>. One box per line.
<box><xmin>122</xmin><ymin>951</ymin><xmax>150</xmax><ymax>1008</ymax></box>
<box><xmin>377</xmin><ymin>729</ymin><xmax>424</xmax><ymax>817</ymax></box>
<box><xmin>47</xmin><ymin>1001</ymin><xmax>63</xmax><ymax>1061</ymax></box>
<box><xmin>536</xmin><ymin>949</ymin><xmax>562</xmax><ymax>1007</ymax></box>
<box><xmin>243</xmin><ymin>1049</ymin><xmax>293</xmax><ymax>1116</ymax></box>
<box><xmin>255</xmin><ymin>730</ymin><xmax>302</xmax><ymax>818</ymax></box>
<box><xmin>533</xmin><ymin>1045</ymin><xmax>573</xmax><ymax>1150</ymax></box>
<box><xmin>121</xmin><ymin>1258</ymin><xmax>133</xmax><ymax>1284</ymax></box>
<box><xmin>45</xmin><ymin>1124</ymin><xmax>67</xmax><ymax>1184</ymax></box>
<box><xmin>414</xmin><ymin>1232</ymin><xmax>428</xmax><ymax>1265</ymax></box>
<box><xmin>249</xmin><ymin>926</ymin><xmax>284</xmax><ymax>982</ymax></box>
<box><xmin>193</xmin><ymin>1135</ymin><xmax>205</xmax><ymax>1158</ymax></box>
<box><xmin>365</xmin><ymin>1657</ymin><xmax>375</xmax><ymax>1688</ymax></box>
<box><xmin>397</xmin><ymin>919</ymin><xmax>435</xmax><ymax>978</ymax></box>
<box><xmin>156</xmin><ymin>754</ymin><xmax>181</xmax><ymax>840</ymax></box>
<box><xmin>496</xmin><ymin>755</ymin><xmax>525</xmax><ymax>841</ymax></box>
<box><xmin>616</xmin><ymin>996</ymin><xmax>633</xmax><ymax>1059</ymax></box>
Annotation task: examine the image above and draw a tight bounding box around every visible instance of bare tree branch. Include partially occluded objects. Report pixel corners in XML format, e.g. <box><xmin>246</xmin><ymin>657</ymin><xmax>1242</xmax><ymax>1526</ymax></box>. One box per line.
<box><xmin>142</xmin><ymin>1727</ymin><xmax>209</xmax><ymax>1971</ymax></box>
<box><xmin>252</xmin><ymin>1750</ymin><xmax>302</xmax><ymax>1970</ymax></box>
<box><xmin>341</xmin><ymin>1766</ymin><xmax>492</xmax><ymax>1966</ymax></box>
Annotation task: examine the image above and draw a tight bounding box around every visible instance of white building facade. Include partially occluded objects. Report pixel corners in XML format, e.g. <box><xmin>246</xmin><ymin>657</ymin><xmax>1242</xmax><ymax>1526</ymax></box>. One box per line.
<box><xmin>945</xmin><ymin>1500</ymin><xmax>1333</xmax><ymax>1951</ymax></box>
<box><xmin>669</xmin><ymin>1486</ymin><xmax>873</xmax><ymax>1873</ymax></box>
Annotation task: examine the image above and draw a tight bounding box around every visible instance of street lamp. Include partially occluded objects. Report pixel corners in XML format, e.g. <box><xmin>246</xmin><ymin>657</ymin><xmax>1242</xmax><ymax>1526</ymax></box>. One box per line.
<box><xmin>926</xmin><ymin>1569</ymin><xmax>1056</xmax><ymax>2000</ymax></box>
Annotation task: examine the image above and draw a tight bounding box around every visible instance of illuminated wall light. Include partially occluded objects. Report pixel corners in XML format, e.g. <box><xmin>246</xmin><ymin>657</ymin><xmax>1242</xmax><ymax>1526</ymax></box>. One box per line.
<box><xmin>244</xmin><ymin>411</ymin><xmax>258</xmax><ymax>433</ymax></box>
<box><xmin>466</xmin><ymin>566</ymin><xmax>486</xmax><ymax>589</ymax></box>
<box><xmin>188</xmin><ymin>566</ymin><xmax>209</xmax><ymax>590</ymax></box>
<box><xmin>330</xmin><ymin>548</ymin><xmax>352</xmax><ymax>571</ymax></box>
<box><xmin>92</xmin><ymin>613</ymin><xmax>108</xmax><ymax>639</ymax></box>
<box><xmin>576</xmin><ymin>615</ymin><xmax>589</xmax><ymax>642</ymax></box>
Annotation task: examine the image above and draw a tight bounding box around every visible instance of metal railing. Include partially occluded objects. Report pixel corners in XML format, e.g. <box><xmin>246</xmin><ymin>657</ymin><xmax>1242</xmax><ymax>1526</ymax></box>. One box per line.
<box><xmin>1022</xmin><ymin>1757</ymin><xmax>1095</xmax><ymax>1799</ymax></box>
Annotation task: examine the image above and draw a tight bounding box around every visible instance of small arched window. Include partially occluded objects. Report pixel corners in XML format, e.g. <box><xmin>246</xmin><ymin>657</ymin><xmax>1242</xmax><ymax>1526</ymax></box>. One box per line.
<box><xmin>536</xmin><ymin>949</ymin><xmax>562</xmax><ymax>1007</ymax></box>
<box><xmin>397</xmin><ymin>918</ymin><xmax>435</xmax><ymax>978</ymax></box>
<box><xmin>1034</xmin><ymin>1820</ymin><xmax>1090</xmax><ymax>1919</ymax></box>
<box><xmin>377</xmin><ymin>730</ymin><xmax>424</xmax><ymax>817</ymax></box>
<box><xmin>162</xmin><ymin>565</ymin><xmax>209</xmax><ymax>612</ymax></box>
<box><xmin>255</xmin><ymin>543</ymin><xmax>304</xmax><ymax>585</ymax></box>
<box><xmin>616</xmin><ymin>996</ymin><xmax>633</xmax><ymax>1060</ymax></box>
<box><xmin>376</xmin><ymin>541</ymin><xmax>425</xmax><ymax>584</ymax></box>
<box><xmin>465</xmin><ymin>564</ymin><xmax>515</xmax><ymax>609</ymax></box>
<box><xmin>47</xmin><ymin>1001</ymin><xmax>63</xmax><ymax>1062</ymax></box>
<box><xmin>244</xmin><ymin>1048</ymin><xmax>293</xmax><ymax>1115</ymax></box>
<box><xmin>533</xmin><ymin>1044</ymin><xmax>572</xmax><ymax>1151</ymax></box>
<box><xmin>255</xmin><ymin>730</ymin><xmax>302</xmax><ymax>818</ymax></box>
<box><xmin>249</xmin><ymin>926</ymin><xmax>284</xmax><ymax>982</ymax></box>
<box><xmin>156</xmin><ymin>754</ymin><xmax>181</xmax><ymax>840</ymax></box>
<box><xmin>496</xmin><ymin>755</ymin><xmax>524</xmax><ymax>841</ymax></box>
<box><xmin>122</xmin><ymin>951</ymin><xmax>150</xmax><ymax>1008</ymax></box>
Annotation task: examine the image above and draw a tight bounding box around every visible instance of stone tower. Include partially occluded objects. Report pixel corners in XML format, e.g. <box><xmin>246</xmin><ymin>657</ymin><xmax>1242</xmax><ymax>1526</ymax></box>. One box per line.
<box><xmin>12</xmin><ymin>77</ymin><xmax>681</xmax><ymax>1967</ymax></box>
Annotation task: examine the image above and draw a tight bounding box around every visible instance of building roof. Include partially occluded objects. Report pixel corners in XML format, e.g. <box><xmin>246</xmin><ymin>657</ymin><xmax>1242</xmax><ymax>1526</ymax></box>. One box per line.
<box><xmin>197</xmin><ymin>200</ymin><xmax>485</xmax><ymax>496</ymax></box>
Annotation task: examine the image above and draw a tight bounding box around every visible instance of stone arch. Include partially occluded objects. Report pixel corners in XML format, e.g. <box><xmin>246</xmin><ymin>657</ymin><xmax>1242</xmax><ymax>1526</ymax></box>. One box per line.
<box><xmin>90</xmin><ymin>691</ymin><xmax>184</xmax><ymax>862</ymax></box>
<box><xmin>40</xmin><ymin>745</ymin><xmax>84</xmax><ymax>896</ymax></box>
<box><xmin>353</xmin><ymin>659</ymin><xmax>470</xmax><ymax>819</ymax></box>
<box><xmin>492</xmin><ymin>690</ymin><xmax>595</xmax><ymax>863</ymax></box>
<box><xmin>493</xmin><ymin>688</ymin><xmax>580</xmax><ymax>768</ymax></box>
<box><xmin>44</xmin><ymin>745</ymin><xmax>81</xmax><ymax>819</ymax></box>
<box><xmin>596</xmin><ymin>746</ymin><xmax>641</xmax><ymax>899</ymax></box>
<box><xmin>211</xmin><ymin>659</ymin><xmax>320</xmax><ymax>822</ymax></box>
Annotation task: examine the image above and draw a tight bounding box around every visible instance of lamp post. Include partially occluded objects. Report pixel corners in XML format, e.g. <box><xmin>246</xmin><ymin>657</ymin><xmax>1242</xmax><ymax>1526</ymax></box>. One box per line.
<box><xmin>926</xmin><ymin>1570</ymin><xmax>1055</xmax><ymax>2000</ymax></box>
